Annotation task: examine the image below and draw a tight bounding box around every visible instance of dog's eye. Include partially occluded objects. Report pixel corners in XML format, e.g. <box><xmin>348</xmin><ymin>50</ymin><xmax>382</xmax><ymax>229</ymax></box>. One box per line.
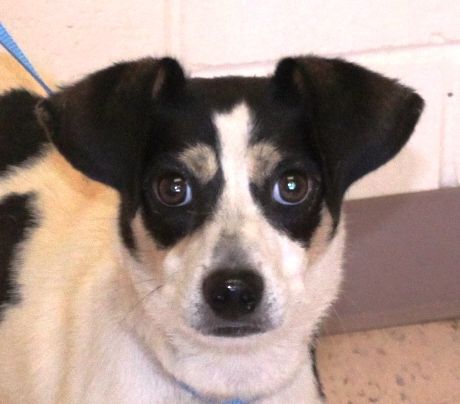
<box><xmin>272</xmin><ymin>171</ymin><xmax>311</xmax><ymax>205</ymax></box>
<box><xmin>156</xmin><ymin>174</ymin><xmax>192</xmax><ymax>206</ymax></box>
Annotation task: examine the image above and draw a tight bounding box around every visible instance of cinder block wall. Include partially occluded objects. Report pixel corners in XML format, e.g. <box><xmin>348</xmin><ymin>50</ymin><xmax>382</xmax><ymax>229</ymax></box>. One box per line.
<box><xmin>2</xmin><ymin>0</ymin><xmax>459</xmax><ymax>199</ymax></box>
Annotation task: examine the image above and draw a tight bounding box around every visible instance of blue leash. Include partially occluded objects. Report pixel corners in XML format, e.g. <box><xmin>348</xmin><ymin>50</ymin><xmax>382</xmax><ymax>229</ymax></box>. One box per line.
<box><xmin>0</xmin><ymin>22</ymin><xmax>53</xmax><ymax>95</ymax></box>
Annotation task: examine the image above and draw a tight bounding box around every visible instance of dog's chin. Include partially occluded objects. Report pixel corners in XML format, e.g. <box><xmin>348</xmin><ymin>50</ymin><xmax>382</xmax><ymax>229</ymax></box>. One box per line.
<box><xmin>152</xmin><ymin>323</ymin><xmax>309</xmax><ymax>400</ymax></box>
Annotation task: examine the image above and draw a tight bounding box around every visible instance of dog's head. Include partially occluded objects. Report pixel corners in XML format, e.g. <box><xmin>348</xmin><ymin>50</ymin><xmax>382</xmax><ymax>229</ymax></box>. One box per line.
<box><xmin>37</xmin><ymin>56</ymin><xmax>423</xmax><ymax>399</ymax></box>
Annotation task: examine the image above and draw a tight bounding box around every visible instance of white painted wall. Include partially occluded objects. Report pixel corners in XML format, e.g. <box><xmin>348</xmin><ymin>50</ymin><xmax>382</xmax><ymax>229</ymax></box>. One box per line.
<box><xmin>2</xmin><ymin>0</ymin><xmax>459</xmax><ymax>198</ymax></box>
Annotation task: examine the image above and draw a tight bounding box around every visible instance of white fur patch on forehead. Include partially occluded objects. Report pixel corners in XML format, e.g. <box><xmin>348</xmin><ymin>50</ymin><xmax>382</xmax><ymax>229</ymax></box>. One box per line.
<box><xmin>248</xmin><ymin>142</ymin><xmax>282</xmax><ymax>186</ymax></box>
<box><xmin>214</xmin><ymin>103</ymin><xmax>253</xmax><ymax>157</ymax></box>
<box><xmin>178</xmin><ymin>144</ymin><xmax>218</xmax><ymax>184</ymax></box>
<box><xmin>213</xmin><ymin>103</ymin><xmax>254</xmax><ymax>209</ymax></box>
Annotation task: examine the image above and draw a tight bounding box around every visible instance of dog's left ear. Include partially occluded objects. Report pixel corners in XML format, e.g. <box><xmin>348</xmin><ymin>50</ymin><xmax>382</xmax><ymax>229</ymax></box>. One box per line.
<box><xmin>35</xmin><ymin>57</ymin><xmax>186</xmax><ymax>191</ymax></box>
<box><xmin>273</xmin><ymin>56</ymin><xmax>424</xmax><ymax>207</ymax></box>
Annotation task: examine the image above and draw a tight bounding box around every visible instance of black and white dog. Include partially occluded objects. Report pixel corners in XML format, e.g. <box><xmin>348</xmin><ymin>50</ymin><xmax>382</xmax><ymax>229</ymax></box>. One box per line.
<box><xmin>0</xmin><ymin>56</ymin><xmax>423</xmax><ymax>403</ymax></box>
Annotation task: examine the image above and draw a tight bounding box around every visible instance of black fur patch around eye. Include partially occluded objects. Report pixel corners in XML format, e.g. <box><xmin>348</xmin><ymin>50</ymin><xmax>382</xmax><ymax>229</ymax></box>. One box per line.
<box><xmin>250</xmin><ymin>158</ymin><xmax>324</xmax><ymax>246</ymax></box>
<box><xmin>0</xmin><ymin>90</ymin><xmax>48</xmax><ymax>174</ymax></box>
<box><xmin>0</xmin><ymin>193</ymin><xmax>38</xmax><ymax>320</ymax></box>
<box><xmin>118</xmin><ymin>97</ymin><xmax>225</xmax><ymax>251</ymax></box>
<box><xmin>138</xmin><ymin>166</ymin><xmax>224</xmax><ymax>248</ymax></box>
<box><xmin>246</xmin><ymin>97</ymin><xmax>326</xmax><ymax>246</ymax></box>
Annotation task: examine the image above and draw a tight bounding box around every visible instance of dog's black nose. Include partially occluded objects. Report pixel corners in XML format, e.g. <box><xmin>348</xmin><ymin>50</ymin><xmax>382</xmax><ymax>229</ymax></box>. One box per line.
<box><xmin>202</xmin><ymin>270</ymin><xmax>264</xmax><ymax>320</ymax></box>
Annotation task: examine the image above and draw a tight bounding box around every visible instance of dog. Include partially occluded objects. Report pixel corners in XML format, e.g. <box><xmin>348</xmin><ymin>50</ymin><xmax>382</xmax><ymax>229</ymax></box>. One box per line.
<box><xmin>0</xmin><ymin>55</ymin><xmax>423</xmax><ymax>403</ymax></box>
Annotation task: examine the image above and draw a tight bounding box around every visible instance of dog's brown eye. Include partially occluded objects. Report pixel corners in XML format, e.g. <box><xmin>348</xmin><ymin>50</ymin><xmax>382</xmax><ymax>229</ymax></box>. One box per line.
<box><xmin>273</xmin><ymin>171</ymin><xmax>310</xmax><ymax>205</ymax></box>
<box><xmin>156</xmin><ymin>174</ymin><xmax>192</xmax><ymax>206</ymax></box>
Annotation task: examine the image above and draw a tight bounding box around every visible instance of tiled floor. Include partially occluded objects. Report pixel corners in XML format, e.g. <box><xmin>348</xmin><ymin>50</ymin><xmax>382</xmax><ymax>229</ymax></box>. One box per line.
<box><xmin>317</xmin><ymin>320</ymin><xmax>460</xmax><ymax>404</ymax></box>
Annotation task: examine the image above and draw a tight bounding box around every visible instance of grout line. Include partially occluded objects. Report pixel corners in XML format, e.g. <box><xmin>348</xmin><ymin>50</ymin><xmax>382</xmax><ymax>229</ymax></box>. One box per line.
<box><xmin>439</xmin><ymin>69</ymin><xmax>460</xmax><ymax>187</ymax></box>
<box><xmin>189</xmin><ymin>41</ymin><xmax>460</xmax><ymax>75</ymax></box>
<box><xmin>323</xmin><ymin>39</ymin><xmax>460</xmax><ymax>59</ymax></box>
<box><xmin>439</xmin><ymin>92</ymin><xmax>458</xmax><ymax>187</ymax></box>
<box><xmin>164</xmin><ymin>0</ymin><xmax>184</xmax><ymax>59</ymax></box>
<box><xmin>163</xmin><ymin>0</ymin><xmax>171</xmax><ymax>55</ymax></box>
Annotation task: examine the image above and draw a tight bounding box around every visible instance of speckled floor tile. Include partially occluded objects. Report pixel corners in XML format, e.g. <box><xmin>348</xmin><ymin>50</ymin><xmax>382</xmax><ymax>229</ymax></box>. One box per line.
<box><xmin>317</xmin><ymin>320</ymin><xmax>460</xmax><ymax>404</ymax></box>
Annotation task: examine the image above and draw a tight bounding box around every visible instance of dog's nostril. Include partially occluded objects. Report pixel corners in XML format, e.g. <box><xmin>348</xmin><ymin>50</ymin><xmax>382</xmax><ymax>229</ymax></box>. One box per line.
<box><xmin>203</xmin><ymin>270</ymin><xmax>264</xmax><ymax>320</ymax></box>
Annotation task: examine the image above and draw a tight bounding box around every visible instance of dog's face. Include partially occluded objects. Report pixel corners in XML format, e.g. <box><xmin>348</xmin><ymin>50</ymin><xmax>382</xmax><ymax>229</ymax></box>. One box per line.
<box><xmin>37</xmin><ymin>57</ymin><xmax>423</xmax><ymax>398</ymax></box>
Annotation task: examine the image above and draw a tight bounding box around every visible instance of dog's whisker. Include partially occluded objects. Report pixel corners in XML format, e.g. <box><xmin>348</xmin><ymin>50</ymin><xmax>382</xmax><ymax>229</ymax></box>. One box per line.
<box><xmin>327</xmin><ymin>306</ymin><xmax>348</xmax><ymax>335</ymax></box>
<box><xmin>122</xmin><ymin>268</ymin><xmax>182</xmax><ymax>323</ymax></box>
<box><xmin>120</xmin><ymin>285</ymin><xmax>165</xmax><ymax>326</ymax></box>
<box><xmin>132</xmin><ymin>277</ymin><xmax>157</xmax><ymax>285</ymax></box>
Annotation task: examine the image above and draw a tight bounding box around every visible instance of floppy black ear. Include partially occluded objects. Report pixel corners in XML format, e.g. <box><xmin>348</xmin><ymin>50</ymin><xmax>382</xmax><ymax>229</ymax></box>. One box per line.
<box><xmin>273</xmin><ymin>56</ymin><xmax>424</xmax><ymax>208</ymax></box>
<box><xmin>35</xmin><ymin>57</ymin><xmax>186</xmax><ymax>191</ymax></box>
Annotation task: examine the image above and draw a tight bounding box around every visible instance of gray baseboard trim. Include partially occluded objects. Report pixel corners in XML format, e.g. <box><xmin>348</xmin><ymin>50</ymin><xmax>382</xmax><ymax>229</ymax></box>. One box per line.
<box><xmin>323</xmin><ymin>187</ymin><xmax>460</xmax><ymax>335</ymax></box>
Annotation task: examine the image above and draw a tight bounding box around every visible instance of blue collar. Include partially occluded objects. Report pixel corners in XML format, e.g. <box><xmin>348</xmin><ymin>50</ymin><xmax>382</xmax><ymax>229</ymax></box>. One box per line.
<box><xmin>178</xmin><ymin>380</ymin><xmax>250</xmax><ymax>404</ymax></box>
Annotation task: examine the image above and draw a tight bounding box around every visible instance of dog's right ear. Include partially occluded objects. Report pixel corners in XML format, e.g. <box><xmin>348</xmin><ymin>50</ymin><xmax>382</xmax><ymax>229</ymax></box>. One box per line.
<box><xmin>35</xmin><ymin>57</ymin><xmax>186</xmax><ymax>191</ymax></box>
<box><xmin>273</xmin><ymin>56</ymin><xmax>424</xmax><ymax>213</ymax></box>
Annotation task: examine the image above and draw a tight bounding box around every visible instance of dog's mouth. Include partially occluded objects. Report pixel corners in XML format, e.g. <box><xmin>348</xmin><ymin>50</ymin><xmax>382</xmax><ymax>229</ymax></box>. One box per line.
<box><xmin>190</xmin><ymin>316</ymin><xmax>275</xmax><ymax>338</ymax></box>
<box><xmin>191</xmin><ymin>303</ymin><xmax>277</xmax><ymax>338</ymax></box>
<box><xmin>210</xmin><ymin>325</ymin><xmax>264</xmax><ymax>337</ymax></box>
